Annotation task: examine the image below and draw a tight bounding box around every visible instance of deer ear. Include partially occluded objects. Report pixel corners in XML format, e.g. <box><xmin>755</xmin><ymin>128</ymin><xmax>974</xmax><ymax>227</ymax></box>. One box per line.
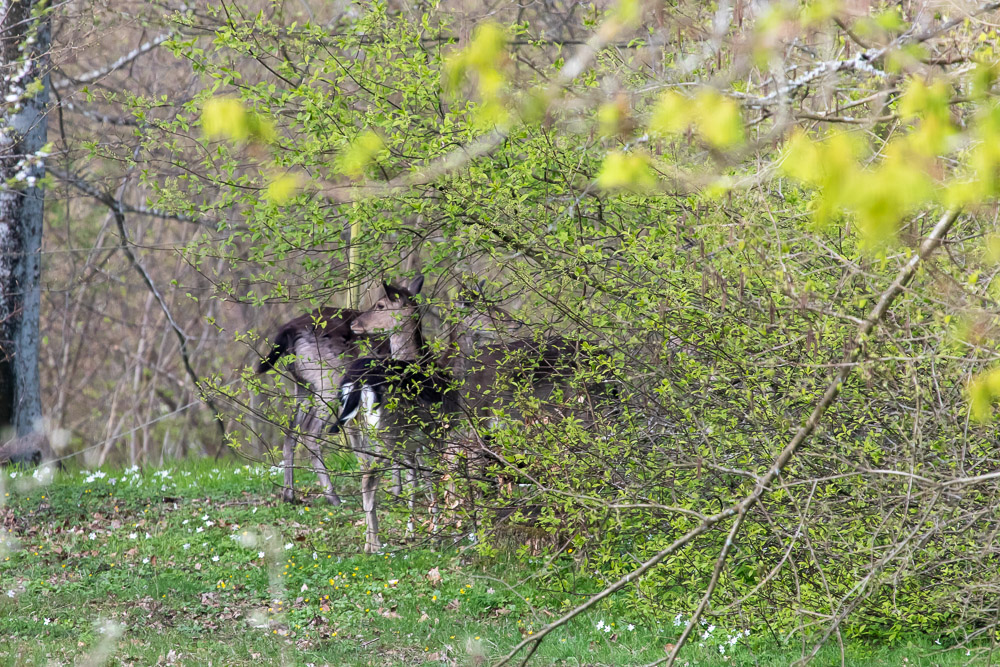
<box><xmin>381</xmin><ymin>281</ymin><xmax>391</xmax><ymax>296</ymax></box>
<box><xmin>407</xmin><ymin>274</ymin><xmax>424</xmax><ymax>296</ymax></box>
<box><xmin>477</xmin><ymin>279</ymin><xmax>486</xmax><ymax>296</ymax></box>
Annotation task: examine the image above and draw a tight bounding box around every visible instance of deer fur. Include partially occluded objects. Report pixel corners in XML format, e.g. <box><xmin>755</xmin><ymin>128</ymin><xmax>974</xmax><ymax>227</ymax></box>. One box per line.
<box><xmin>257</xmin><ymin>306</ymin><xmax>388</xmax><ymax>504</ymax></box>
<box><xmin>327</xmin><ymin>276</ymin><xmax>459</xmax><ymax>553</ymax></box>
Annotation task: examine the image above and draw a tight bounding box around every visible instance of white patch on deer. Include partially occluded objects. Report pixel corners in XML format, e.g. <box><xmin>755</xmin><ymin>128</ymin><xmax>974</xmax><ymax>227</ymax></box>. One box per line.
<box><xmin>339</xmin><ymin>383</ymin><xmax>359</xmax><ymax>422</ymax></box>
<box><xmin>361</xmin><ymin>386</ymin><xmax>381</xmax><ymax>428</ymax></box>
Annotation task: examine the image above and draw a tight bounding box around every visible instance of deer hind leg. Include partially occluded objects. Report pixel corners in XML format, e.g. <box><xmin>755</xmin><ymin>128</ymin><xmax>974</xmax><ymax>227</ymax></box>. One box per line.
<box><xmin>281</xmin><ymin>408</ymin><xmax>303</xmax><ymax>503</ymax></box>
<box><xmin>426</xmin><ymin>448</ymin><xmax>441</xmax><ymax>535</ymax></box>
<box><xmin>390</xmin><ymin>457</ymin><xmax>403</xmax><ymax>499</ymax></box>
<box><xmin>401</xmin><ymin>445</ymin><xmax>420</xmax><ymax>538</ymax></box>
<box><xmin>297</xmin><ymin>407</ymin><xmax>341</xmax><ymax>505</ymax></box>
<box><xmin>356</xmin><ymin>437</ymin><xmax>381</xmax><ymax>554</ymax></box>
<box><xmin>303</xmin><ymin>433</ymin><xmax>341</xmax><ymax>505</ymax></box>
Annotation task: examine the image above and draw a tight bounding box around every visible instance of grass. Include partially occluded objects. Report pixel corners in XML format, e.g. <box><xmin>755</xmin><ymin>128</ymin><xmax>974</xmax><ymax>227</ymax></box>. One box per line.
<box><xmin>0</xmin><ymin>458</ymin><xmax>991</xmax><ymax>666</ymax></box>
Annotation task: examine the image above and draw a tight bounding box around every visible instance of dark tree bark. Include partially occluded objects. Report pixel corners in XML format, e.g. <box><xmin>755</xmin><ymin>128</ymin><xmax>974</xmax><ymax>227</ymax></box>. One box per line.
<box><xmin>0</xmin><ymin>0</ymin><xmax>50</xmax><ymax>436</ymax></box>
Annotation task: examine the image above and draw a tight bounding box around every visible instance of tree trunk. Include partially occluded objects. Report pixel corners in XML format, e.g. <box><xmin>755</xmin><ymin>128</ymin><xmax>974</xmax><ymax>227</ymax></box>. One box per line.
<box><xmin>0</xmin><ymin>1</ymin><xmax>50</xmax><ymax>436</ymax></box>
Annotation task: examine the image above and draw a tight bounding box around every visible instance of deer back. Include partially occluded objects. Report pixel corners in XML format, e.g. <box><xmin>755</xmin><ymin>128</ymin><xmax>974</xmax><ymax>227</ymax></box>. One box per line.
<box><xmin>259</xmin><ymin>307</ymin><xmax>388</xmax><ymax>396</ymax></box>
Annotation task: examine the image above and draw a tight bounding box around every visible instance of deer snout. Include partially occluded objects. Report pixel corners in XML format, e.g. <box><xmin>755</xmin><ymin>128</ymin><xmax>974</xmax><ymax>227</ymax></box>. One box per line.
<box><xmin>351</xmin><ymin>321</ymin><xmax>365</xmax><ymax>334</ymax></box>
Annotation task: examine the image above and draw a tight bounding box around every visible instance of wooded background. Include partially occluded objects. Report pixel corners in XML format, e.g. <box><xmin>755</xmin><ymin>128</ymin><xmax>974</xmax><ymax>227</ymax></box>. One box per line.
<box><xmin>8</xmin><ymin>0</ymin><xmax>1000</xmax><ymax>661</ymax></box>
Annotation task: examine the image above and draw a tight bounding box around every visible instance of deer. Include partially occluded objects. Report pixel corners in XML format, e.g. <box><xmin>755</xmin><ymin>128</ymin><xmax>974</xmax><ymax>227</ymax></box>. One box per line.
<box><xmin>326</xmin><ymin>276</ymin><xmax>459</xmax><ymax>553</ymax></box>
<box><xmin>440</xmin><ymin>281</ymin><xmax>619</xmax><ymax>506</ymax></box>
<box><xmin>256</xmin><ymin>305</ymin><xmax>388</xmax><ymax>505</ymax></box>
<box><xmin>446</xmin><ymin>282</ymin><xmax>606</xmax><ymax>429</ymax></box>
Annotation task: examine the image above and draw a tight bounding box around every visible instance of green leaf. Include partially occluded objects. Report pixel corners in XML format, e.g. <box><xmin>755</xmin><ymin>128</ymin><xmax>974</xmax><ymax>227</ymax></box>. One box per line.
<box><xmin>693</xmin><ymin>90</ymin><xmax>743</xmax><ymax>148</ymax></box>
<box><xmin>336</xmin><ymin>131</ymin><xmax>385</xmax><ymax>178</ymax></box>
<box><xmin>201</xmin><ymin>97</ymin><xmax>247</xmax><ymax>140</ymax></box>
<box><xmin>265</xmin><ymin>173</ymin><xmax>301</xmax><ymax>203</ymax></box>
<box><xmin>648</xmin><ymin>91</ymin><xmax>689</xmax><ymax>137</ymax></box>
<box><xmin>596</xmin><ymin>151</ymin><xmax>656</xmax><ymax>192</ymax></box>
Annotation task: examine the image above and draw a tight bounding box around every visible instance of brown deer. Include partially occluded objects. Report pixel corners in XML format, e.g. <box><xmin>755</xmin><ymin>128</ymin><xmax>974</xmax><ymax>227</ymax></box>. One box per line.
<box><xmin>327</xmin><ymin>276</ymin><xmax>459</xmax><ymax>553</ymax></box>
<box><xmin>257</xmin><ymin>306</ymin><xmax>388</xmax><ymax>504</ymax></box>
<box><xmin>352</xmin><ymin>279</ymin><xmax>611</xmax><ymax>513</ymax></box>
<box><xmin>445</xmin><ymin>282</ymin><xmax>602</xmax><ymax>431</ymax></box>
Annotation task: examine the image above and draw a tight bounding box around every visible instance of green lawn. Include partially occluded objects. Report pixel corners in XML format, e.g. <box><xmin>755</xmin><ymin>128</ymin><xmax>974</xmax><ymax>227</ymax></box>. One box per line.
<box><xmin>0</xmin><ymin>459</ymin><xmax>989</xmax><ymax>665</ymax></box>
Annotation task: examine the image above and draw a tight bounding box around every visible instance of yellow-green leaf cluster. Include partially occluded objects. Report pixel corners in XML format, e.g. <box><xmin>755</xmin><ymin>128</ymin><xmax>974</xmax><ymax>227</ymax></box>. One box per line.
<box><xmin>201</xmin><ymin>97</ymin><xmax>275</xmax><ymax>144</ymax></box>
<box><xmin>800</xmin><ymin>0</ymin><xmax>840</xmax><ymax>27</ymax></box>
<box><xmin>781</xmin><ymin>127</ymin><xmax>938</xmax><ymax>248</ymax></box>
<box><xmin>899</xmin><ymin>77</ymin><xmax>954</xmax><ymax>155</ymax></box>
<box><xmin>336</xmin><ymin>131</ymin><xmax>385</xmax><ymax>179</ymax></box>
<box><xmin>264</xmin><ymin>173</ymin><xmax>301</xmax><ymax>203</ymax></box>
<box><xmin>969</xmin><ymin>367</ymin><xmax>1000</xmax><ymax>422</ymax></box>
<box><xmin>648</xmin><ymin>89</ymin><xmax>743</xmax><ymax>148</ymax></box>
<box><xmin>613</xmin><ymin>0</ymin><xmax>642</xmax><ymax>27</ymax></box>
<box><xmin>596</xmin><ymin>151</ymin><xmax>656</xmax><ymax>192</ymax></box>
<box><xmin>780</xmin><ymin>130</ymin><xmax>863</xmax><ymax>228</ymax></box>
<box><xmin>444</xmin><ymin>23</ymin><xmax>510</xmax><ymax>128</ymax></box>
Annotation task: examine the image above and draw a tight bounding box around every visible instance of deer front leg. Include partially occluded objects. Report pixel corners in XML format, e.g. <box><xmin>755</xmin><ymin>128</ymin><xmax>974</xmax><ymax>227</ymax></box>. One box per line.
<box><xmin>282</xmin><ymin>424</ymin><xmax>298</xmax><ymax>504</ymax></box>
<box><xmin>404</xmin><ymin>449</ymin><xmax>417</xmax><ymax>538</ymax></box>
<box><xmin>358</xmin><ymin>446</ymin><xmax>381</xmax><ymax>554</ymax></box>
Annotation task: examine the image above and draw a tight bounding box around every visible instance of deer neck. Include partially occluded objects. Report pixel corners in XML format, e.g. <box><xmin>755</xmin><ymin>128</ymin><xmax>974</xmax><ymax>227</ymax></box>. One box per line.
<box><xmin>388</xmin><ymin>316</ymin><xmax>423</xmax><ymax>362</ymax></box>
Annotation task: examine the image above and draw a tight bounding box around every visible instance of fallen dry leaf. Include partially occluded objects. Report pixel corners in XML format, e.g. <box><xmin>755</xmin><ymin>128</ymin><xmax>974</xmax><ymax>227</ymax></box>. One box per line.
<box><xmin>427</xmin><ymin>567</ymin><xmax>442</xmax><ymax>585</ymax></box>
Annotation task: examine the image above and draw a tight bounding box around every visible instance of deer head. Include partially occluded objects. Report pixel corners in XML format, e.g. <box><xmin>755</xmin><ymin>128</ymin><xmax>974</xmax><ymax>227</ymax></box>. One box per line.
<box><xmin>352</xmin><ymin>276</ymin><xmax>425</xmax><ymax>359</ymax></box>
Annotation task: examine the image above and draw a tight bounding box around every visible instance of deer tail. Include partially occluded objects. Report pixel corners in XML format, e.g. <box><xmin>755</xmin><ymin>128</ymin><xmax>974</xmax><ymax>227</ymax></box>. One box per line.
<box><xmin>329</xmin><ymin>382</ymin><xmax>362</xmax><ymax>435</ymax></box>
<box><xmin>256</xmin><ymin>327</ymin><xmax>294</xmax><ymax>374</ymax></box>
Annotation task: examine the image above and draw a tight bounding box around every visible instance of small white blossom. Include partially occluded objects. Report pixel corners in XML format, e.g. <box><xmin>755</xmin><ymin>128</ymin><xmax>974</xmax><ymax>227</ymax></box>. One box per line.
<box><xmin>284</xmin><ymin>543</ymin><xmax>293</xmax><ymax>550</ymax></box>
<box><xmin>88</xmin><ymin>532</ymin><xmax>96</xmax><ymax>540</ymax></box>
<box><xmin>212</xmin><ymin>555</ymin><xmax>220</xmax><ymax>562</ymax></box>
<box><xmin>183</xmin><ymin>543</ymin><xmax>190</xmax><ymax>550</ymax></box>
<box><xmin>142</xmin><ymin>558</ymin><xmax>149</xmax><ymax>564</ymax></box>
<box><xmin>129</xmin><ymin>533</ymin><xmax>137</xmax><ymax>540</ymax></box>
<box><xmin>258</xmin><ymin>551</ymin><xmax>265</xmax><ymax>559</ymax></box>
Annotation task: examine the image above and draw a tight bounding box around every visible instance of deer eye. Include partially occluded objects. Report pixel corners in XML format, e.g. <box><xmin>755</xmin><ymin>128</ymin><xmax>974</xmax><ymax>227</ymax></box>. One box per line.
<box><xmin>376</xmin><ymin>303</ymin><xmax>385</xmax><ymax>310</ymax></box>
